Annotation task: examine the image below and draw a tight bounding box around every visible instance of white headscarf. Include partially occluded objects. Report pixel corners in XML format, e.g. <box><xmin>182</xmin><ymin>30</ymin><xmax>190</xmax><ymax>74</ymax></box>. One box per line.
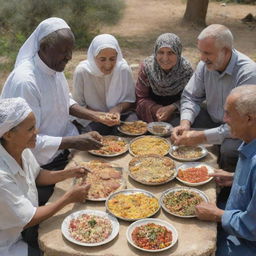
<box><xmin>80</xmin><ymin>34</ymin><xmax>135</xmax><ymax>109</ymax></box>
<box><xmin>15</xmin><ymin>17</ymin><xmax>70</xmax><ymax>68</ymax></box>
<box><xmin>0</xmin><ymin>98</ymin><xmax>32</xmax><ymax>138</ymax></box>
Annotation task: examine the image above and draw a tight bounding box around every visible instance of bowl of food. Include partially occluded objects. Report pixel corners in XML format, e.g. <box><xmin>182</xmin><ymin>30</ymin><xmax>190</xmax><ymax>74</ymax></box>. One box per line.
<box><xmin>118</xmin><ymin>120</ymin><xmax>148</xmax><ymax>136</ymax></box>
<box><xmin>126</xmin><ymin>218</ymin><xmax>178</xmax><ymax>252</ymax></box>
<box><xmin>160</xmin><ymin>187</ymin><xmax>209</xmax><ymax>218</ymax></box>
<box><xmin>106</xmin><ymin>189</ymin><xmax>160</xmax><ymax>221</ymax></box>
<box><xmin>176</xmin><ymin>162</ymin><xmax>214</xmax><ymax>186</ymax></box>
<box><xmin>61</xmin><ymin>210</ymin><xmax>119</xmax><ymax>246</ymax></box>
<box><xmin>128</xmin><ymin>155</ymin><xmax>177</xmax><ymax>185</ymax></box>
<box><xmin>73</xmin><ymin>160</ymin><xmax>125</xmax><ymax>201</ymax></box>
<box><xmin>169</xmin><ymin>145</ymin><xmax>208</xmax><ymax>161</ymax></box>
<box><xmin>89</xmin><ymin>136</ymin><xmax>129</xmax><ymax>157</ymax></box>
<box><xmin>147</xmin><ymin>122</ymin><xmax>173</xmax><ymax>137</ymax></box>
<box><xmin>129</xmin><ymin>136</ymin><xmax>171</xmax><ymax>157</ymax></box>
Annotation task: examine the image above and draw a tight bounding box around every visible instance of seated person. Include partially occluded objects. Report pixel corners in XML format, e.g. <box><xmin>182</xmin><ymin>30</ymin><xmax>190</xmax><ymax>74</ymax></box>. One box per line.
<box><xmin>135</xmin><ymin>33</ymin><xmax>193</xmax><ymax>125</ymax></box>
<box><xmin>171</xmin><ymin>24</ymin><xmax>256</xmax><ymax>172</ymax></box>
<box><xmin>72</xmin><ymin>34</ymin><xmax>136</xmax><ymax>135</ymax></box>
<box><xmin>196</xmin><ymin>85</ymin><xmax>256</xmax><ymax>256</ymax></box>
<box><xmin>0</xmin><ymin>98</ymin><xmax>90</xmax><ymax>256</ymax></box>
<box><xmin>0</xmin><ymin>18</ymin><xmax>103</xmax><ymax>205</ymax></box>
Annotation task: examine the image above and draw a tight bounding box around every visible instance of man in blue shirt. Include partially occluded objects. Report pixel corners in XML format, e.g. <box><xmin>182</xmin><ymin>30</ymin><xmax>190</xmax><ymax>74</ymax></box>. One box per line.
<box><xmin>195</xmin><ymin>84</ymin><xmax>256</xmax><ymax>255</ymax></box>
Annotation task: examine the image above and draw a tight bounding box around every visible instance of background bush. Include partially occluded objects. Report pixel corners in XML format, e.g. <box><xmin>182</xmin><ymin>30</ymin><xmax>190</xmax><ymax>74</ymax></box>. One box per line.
<box><xmin>0</xmin><ymin>0</ymin><xmax>124</xmax><ymax>70</ymax></box>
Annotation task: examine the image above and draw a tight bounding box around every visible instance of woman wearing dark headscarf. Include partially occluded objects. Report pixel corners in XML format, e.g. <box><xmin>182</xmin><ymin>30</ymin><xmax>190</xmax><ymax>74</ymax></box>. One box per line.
<box><xmin>135</xmin><ymin>33</ymin><xmax>193</xmax><ymax>124</ymax></box>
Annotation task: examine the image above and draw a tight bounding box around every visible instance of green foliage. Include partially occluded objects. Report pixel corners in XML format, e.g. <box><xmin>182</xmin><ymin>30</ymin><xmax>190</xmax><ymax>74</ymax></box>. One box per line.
<box><xmin>0</xmin><ymin>0</ymin><xmax>124</xmax><ymax>68</ymax></box>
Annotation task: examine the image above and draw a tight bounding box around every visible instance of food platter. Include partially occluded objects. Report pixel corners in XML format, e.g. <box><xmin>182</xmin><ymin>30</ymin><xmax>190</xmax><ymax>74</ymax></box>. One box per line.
<box><xmin>147</xmin><ymin>122</ymin><xmax>173</xmax><ymax>137</ymax></box>
<box><xmin>129</xmin><ymin>136</ymin><xmax>171</xmax><ymax>157</ymax></box>
<box><xmin>117</xmin><ymin>120</ymin><xmax>148</xmax><ymax>136</ymax></box>
<box><xmin>61</xmin><ymin>209</ymin><xmax>119</xmax><ymax>246</ymax></box>
<box><xmin>160</xmin><ymin>187</ymin><xmax>209</xmax><ymax>218</ymax></box>
<box><xmin>176</xmin><ymin>162</ymin><xmax>214</xmax><ymax>186</ymax></box>
<box><xmin>73</xmin><ymin>160</ymin><xmax>126</xmax><ymax>201</ymax></box>
<box><xmin>88</xmin><ymin>136</ymin><xmax>129</xmax><ymax>157</ymax></box>
<box><xmin>106</xmin><ymin>189</ymin><xmax>160</xmax><ymax>221</ymax></box>
<box><xmin>128</xmin><ymin>155</ymin><xmax>177</xmax><ymax>185</ymax></box>
<box><xmin>126</xmin><ymin>218</ymin><xmax>178</xmax><ymax>252</ymax></box>
<box><xmin>169</xmin><ymin>145</ymin><xmax>208</xmax><ymax>161</ymax></box>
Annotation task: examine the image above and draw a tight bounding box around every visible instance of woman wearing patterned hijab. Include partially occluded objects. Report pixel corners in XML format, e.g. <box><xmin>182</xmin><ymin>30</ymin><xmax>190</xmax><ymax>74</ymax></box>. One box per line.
<box><xmin>0</xmin><ymin>98</ymin><xmax>90</xmax><ymax>256</ymax></box>
<box><xmin>136</xmin><ymin>33</ymin><xmax>193</xmax><ymax>123</ymax></box>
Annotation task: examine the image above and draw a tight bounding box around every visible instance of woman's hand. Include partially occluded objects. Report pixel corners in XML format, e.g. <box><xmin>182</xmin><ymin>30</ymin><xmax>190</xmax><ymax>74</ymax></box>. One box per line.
<box><xmin>65</xmin><ymin>184</ymin><xmax>91</xmax><ymax>204</ymax></box>
<box><xmin>156</xmin><ymin>104</ymin><xmax>176</xmax><ymax>122</ymax></box>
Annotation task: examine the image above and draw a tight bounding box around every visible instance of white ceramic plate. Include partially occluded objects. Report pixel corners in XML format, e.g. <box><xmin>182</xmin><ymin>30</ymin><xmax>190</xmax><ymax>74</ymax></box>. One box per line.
<box><xmin>117</xmin><ymin>121</ymin><xmax>148</xmax><ymax>136</ymax></box>
<box><xmin>169</xmin><ymin>145</ymin><xmax>208</xmax><ymax>161</ymax></box>
<box><xmin>106</xmin><ymin>189</ymin><xmax>160</xmax><ymax>221</ymax></box>
<box><xmin>128</xmin><ymin>155</ymin><xmax>177</xmax><ymax>185</ymax></box>
<box><xmin>176</xmin><ymin>162</ymin><xmax>214</xmax><ymax>186</ymax></box>
<box><xmin>160</xmin><ymin>187</ymin><xmax>209</xmax><ymax>218</ymax></box>
<box><xmin>129</xmin><ymin>135</ymin><xmax>171</xmax><ymax>157</ymax></box>
<box><xmin>126</xmin><ymin>218</ymin><xmax>178</xmax><ymax>252</ymax></box>
<box><xmin>147</xmin><ymin>122</ymin><xmax>173</xmax><ymax>137</ymax></box>
<box><xmin>88</xmin><ymin>136</ymin><xmax>129</xmax><ymax>157</ymax></box>
<box><xmin>61</xmin><ymin>210</ymin><xmax>119</xmax><ymax>246</ymax></box>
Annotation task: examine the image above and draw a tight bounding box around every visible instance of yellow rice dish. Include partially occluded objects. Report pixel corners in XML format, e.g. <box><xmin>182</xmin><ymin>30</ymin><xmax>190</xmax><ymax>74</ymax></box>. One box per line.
<box><xmin>130</xmin><ymin>136</ymin><xmax>170</xmax><ymax>156</ymax></box>
<box><xmin>107</xmin><ymin>193</ymin><xmax>159</xmax><ymax>219</ymax></box>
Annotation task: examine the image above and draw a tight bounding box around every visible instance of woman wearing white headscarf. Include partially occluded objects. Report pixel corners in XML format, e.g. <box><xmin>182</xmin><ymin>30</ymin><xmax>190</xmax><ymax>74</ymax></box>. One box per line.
<box><xmin>72</xmin><ymin>34</ymin><xmax>136</xmax><ymax>135</ymax></box>
<box><xmin>0</xmin><ymin>98</ymin><xmax>90</xmax><ymax>256</ymax></box>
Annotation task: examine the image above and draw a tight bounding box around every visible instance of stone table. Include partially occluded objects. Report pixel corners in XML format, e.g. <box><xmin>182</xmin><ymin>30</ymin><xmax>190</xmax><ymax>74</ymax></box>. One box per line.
<box><xmin>39</xmin><ymin>143</ymin><xmax>218</xmax><ymax>256</ymax></box>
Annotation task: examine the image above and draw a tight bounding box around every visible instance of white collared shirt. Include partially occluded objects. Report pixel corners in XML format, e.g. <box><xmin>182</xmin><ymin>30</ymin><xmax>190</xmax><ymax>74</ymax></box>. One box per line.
<box><xmin>0</xmin><ymin>144</ymin><xmax>40</xmax><ymax>256</ymax></box>
<box><xmin>1</xmin><ymin>53</ymin><xmax>79</xmax><ymax>165</ymax></box>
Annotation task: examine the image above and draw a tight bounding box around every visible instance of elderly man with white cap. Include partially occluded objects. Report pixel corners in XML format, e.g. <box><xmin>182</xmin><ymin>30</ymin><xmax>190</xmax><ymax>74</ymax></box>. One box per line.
<box><xmin>0</xmin><ymin>17</ymin><xmax>119</xmax><ymax>204</ymax></box>
<box><xmin>0</xmin><ymin>97</ymin><xmax>90</xmax><ymax>256</ymax></box>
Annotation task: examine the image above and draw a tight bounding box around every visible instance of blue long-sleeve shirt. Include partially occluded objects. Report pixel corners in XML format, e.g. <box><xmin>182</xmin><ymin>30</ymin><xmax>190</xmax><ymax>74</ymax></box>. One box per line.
<box><xmin>222</xmin><ymin>139</ymin><xmax>256</xmax><ymax>246</ymax></box>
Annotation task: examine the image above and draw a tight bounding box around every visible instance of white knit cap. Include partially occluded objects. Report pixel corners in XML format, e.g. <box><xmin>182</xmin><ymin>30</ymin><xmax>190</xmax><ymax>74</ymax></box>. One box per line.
<box><xmin>0</xmin><ymin>97</ymin><xmax>32</xmax><ymax>138</ymax></box>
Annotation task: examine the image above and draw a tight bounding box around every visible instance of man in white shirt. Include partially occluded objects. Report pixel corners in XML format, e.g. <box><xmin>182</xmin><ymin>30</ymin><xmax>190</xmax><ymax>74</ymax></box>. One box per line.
<box><xmin>0</xmin><ymin>17</ymin><xmax>116</xmax><ymax>205</ymax></box>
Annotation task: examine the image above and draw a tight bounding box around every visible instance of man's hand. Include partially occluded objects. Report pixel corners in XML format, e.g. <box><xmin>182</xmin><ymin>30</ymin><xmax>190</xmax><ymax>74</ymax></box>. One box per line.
<box><xmin>156</xmin><ymin>105</ymin><xmax>176</xmax><ymax>122</ymax></box>
<box><xmin>171</xmin><ymin>130</ymin><xmax>206</xmax><ymax>146</ymax></box>
<box><xmin>96</xmin><ymin>112</ymin><xmax>120</xmax><ymax>126</ymax></box>
<box><xmin>195</xmin><ymin>202</ymin><xmax>224</xmax><ymax>222</ymax></box>
<box><xmin>74</xmin><ymin>132</ymin><xmax>103</xmax><ymax>151</ymax></box>
<box><xmin>210</xmin><ymin>169</ymin><xmax>234</xmax><ymax>187</ymax></box>
<box><xmin>171</xmin><ymin>120</ymin><xmax>191</xmax><ymax>142</ymax></box>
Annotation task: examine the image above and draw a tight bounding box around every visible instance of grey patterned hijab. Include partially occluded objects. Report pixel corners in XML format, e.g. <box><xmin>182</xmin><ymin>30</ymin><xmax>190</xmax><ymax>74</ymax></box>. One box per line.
<box><xmin>143</xmin><ymin>33</ymin><xmax>193</xmax><ymax>96</ymax></box>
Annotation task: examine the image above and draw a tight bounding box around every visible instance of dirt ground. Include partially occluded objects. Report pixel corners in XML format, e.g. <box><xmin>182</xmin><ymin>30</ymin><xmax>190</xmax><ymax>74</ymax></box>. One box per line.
<box><xmin>1</xmin><ymin>0</ymin><xmax>256</xmax><ymax>89</ymax></box>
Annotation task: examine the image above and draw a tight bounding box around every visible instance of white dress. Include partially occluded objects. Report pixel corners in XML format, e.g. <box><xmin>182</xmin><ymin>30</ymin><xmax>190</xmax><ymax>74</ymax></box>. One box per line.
<box><xmin>0</xmin><ymin>145</ymin><xmax>40</xmax><ymax>256</ymax></box>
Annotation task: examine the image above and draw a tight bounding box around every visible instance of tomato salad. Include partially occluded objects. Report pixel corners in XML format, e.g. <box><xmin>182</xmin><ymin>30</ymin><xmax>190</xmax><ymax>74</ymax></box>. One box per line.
<box><xmin>178</xmin><ymin>166</ymin><xmax>210</xmax><ymax>183</ymax></box>
<box><xmin>131</xmin><ymin>223</ymin><xmax>172</xmax><ymax>250</ymax></box>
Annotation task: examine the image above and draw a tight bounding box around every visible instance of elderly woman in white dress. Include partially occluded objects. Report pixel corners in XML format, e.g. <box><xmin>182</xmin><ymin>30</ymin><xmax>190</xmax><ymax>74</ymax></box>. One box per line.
<box><xmin>0</xmin><ymin>98</ymin><xmax>90</xmax><ymax>256</ymax></box>
<box><xmin>72</xmin><ymin>34</ymin><xmax>136</xmax><ymax>135</ymax></box>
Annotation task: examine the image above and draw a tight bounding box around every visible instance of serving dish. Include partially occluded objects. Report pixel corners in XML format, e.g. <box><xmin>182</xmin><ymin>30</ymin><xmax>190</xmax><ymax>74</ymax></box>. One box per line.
<box><xmin>106</xmin><ymin>189</ymin><xmax>160</xmax><ymax>221</ymax></box>
<box><xmin>169</xmin><ymin>145</ymin><xmax>208</xmax><ymax>161</ymax></box>
<box><xmin>117</xmin><ymin>120</ymin><xmax>147</xmax><ymax>136</ymax></box>
<box><xmin>147</xmin><ymin>122</ymin><xmax>173</xmax><ymax>137</ymax></box>
<box><xmin>176</xmin><ymin>162</ymin><xmax>214</xmax><ymax>186</ymax></box>
<box><xmin>126</xmin><ymin>218</ymin><xmax>178</xmax><ymax>252</ymax></box>
<box><xmin>160</xmin><ymin>187</ymin><xmax>209</xmax><ymax>218</ymax></box>
<box><xmin>128</xmin><ymin>154</ymin><xmax>177</xmax><ymax>185</ymax></box>
<box><xmin>129</xmin><ymin>136</ymin><xmax>171</xmax><ymax>157</ymax></box>
<box><xmin>61</xmin><ymin>209</ymin><xmax>119</xmax><ymax>246</ymax></box>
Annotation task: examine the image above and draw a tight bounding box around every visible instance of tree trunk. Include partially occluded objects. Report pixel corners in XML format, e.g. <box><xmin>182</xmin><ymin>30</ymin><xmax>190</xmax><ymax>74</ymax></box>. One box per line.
<box><xmin>182</xmin><ymin>0</ymin><xmax>209</xmax><ymax>27</ymax></box>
